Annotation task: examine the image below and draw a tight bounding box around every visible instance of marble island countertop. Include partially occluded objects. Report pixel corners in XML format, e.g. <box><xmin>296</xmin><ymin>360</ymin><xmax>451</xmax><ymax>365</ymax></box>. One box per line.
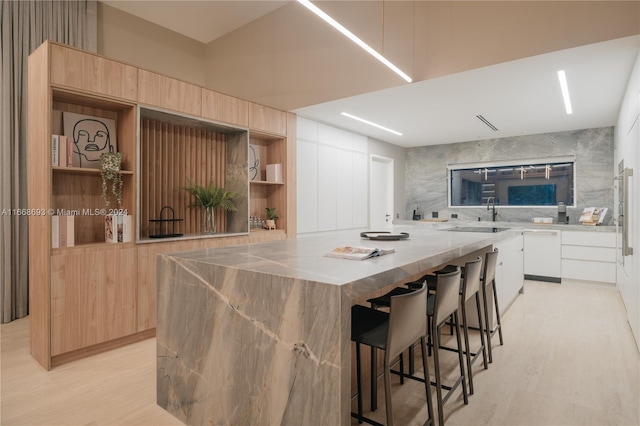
<box><xmin>398</xmin><ymin>219</ymin><xmax>616</xmax><ymax>232</ymax></box>
<box><xmin>161</xmin><ymin>224</ymin><xmax>523</xmax><ymax>300</ymax></box>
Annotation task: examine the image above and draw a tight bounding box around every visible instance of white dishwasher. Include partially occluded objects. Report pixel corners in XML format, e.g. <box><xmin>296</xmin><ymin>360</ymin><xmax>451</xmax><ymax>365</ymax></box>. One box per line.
<box><xmin>523</xmin><ymin>229</ymin><xmax>562</xmax><ymax>282</ymax></box>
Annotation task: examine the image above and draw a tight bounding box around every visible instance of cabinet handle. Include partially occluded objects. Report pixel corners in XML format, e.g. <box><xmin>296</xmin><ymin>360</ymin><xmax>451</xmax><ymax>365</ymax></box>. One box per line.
<box><xmin>523</xmin><ymin>230</ymin><xmax>560</xmax><ymax>236</ymax></box>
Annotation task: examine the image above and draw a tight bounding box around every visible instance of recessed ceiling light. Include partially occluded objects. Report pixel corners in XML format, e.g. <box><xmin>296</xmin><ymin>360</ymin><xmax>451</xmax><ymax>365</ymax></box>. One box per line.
<box><xmin>557</xmin><ymin>70</ymin><xmax>573</xmax><ymax>114</ymax></box>
<box><xmin>296</xmin><ymin>0</ymin><xmax>412</xmax><ymax>83</ymax></box>
<box><xmin>341</xmin><ymin>112</ymin><xmax>403</xmax><ymax>136</ymax></box>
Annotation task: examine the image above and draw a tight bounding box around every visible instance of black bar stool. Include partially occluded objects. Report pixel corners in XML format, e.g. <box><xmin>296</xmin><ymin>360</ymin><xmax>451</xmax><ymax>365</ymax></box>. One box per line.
<box><xmin>481</xmin><ymin>249</ymin><xmax>503</xmax><ymax>363</ymax></box>
<box><xmin>428</xmin><ymin>268</ymin><xmax>468</xmax><ymax>426</ymax></box>
<box><xmin>351</xmin><ymin>285</ymin><xmax>435</xmax><ymax>426</ymax></box>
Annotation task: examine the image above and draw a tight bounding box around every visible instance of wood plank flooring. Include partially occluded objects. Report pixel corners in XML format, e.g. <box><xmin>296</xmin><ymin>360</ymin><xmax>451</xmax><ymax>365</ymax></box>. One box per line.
<box><xmin>1</xmin><ymin>280</ymin><xmax>638</xmax><ymax>425</ymax></box>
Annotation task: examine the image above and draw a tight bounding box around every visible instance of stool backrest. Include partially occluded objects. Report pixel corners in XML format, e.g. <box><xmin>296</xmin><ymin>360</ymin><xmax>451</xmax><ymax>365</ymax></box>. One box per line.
<box><xmin>386</xmin><ymin>284</ymin><xmax>428</xmax><ymax>361</ymax></box>
<box><xmin>462</xmin><ymin>256</ymin><xmax>483</xmax><ymax>301</ymax></box>
<box><xmin>483</xmin><ymin>249</ymin><xmax>499</xmax><ymax>288</ymax></box>
<box><xmin>433</xmin><ymin>268</ymin><xmax>462</xmax><ymax>326</ymax></box>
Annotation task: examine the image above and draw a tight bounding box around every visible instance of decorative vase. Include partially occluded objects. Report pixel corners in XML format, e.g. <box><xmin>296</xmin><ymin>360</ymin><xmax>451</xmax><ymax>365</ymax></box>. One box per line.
<box><xmin>265</xmin><ymin>219</ymin><xmax>276</xmax><ymax>230</ymax></box>
<box><xmin>203</xmin><ymin>206</ymin><xmax>216</xmax><ymax>234</ymax></box>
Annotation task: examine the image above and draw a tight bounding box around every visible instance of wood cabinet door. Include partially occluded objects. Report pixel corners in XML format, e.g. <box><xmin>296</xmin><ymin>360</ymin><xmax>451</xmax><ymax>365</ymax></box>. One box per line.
<box><xmin>249</xmin><ymin>103</ymin><xmax>287</xmax><ymax>136</ymax></box>
<box><xmin>50</xmin><ymin>44</ymin><xmax>137</xmax><ymax>101</ymax></box>
<box><xmin>138</xmin><ymin>69</ymin><xmax>201</xmax><ymax>116</ymax></box>
<box><xmin>202</xmin><ymin>88</ymin><xmax>248</xmax><ymax>127</ymax></box>
<box><xmin>50</xmin><ymin>247</ymin><xmax>138</xmax><ymax>356</ymax></box>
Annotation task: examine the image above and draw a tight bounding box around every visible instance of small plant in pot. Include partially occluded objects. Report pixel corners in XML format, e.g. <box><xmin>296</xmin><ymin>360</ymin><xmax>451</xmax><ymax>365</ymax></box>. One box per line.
<box><xmin>183</xmin><ymin>178</ymin><xmax>238</xmax><ymax>234</ymax></box>
<box><xmin>265</xmin><ymin>207</ymin><xmax>278</xmax><ymax>230</ymax></box>
<box><xmin>99</xmin><ymin>152</ymin><xmax>123</xmax><ymax>209</ymax></box>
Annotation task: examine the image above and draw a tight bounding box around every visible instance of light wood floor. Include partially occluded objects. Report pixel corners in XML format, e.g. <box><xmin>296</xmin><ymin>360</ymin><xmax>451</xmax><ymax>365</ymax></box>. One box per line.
<box><xmin>1</xmin><ymin>280</ymin><xmax>639</xmax><ymax>425</ymax></box>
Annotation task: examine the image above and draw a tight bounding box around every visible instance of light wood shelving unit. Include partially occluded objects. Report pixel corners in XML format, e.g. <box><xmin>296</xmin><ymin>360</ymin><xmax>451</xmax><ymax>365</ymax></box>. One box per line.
<box><xmin>27</xmin><ymin>40</ymin><xmax>296</xmax><ymax>370</ymax></box>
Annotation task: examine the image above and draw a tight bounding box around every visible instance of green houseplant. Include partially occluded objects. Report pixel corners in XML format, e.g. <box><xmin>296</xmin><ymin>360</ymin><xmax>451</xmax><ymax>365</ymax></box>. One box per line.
<box><xmin>265</xmin><ymin>207</ymin><xmax>278</xmax><ymax>230</ymax></box>
<box><xmin>183</xmin><ymin>178</ymin><xmax>238</xmax><ymax>234</ymax></box>
<box><xmin>99</xmin><ymin>152</ymin><xmax>123</xmax><ymax>209</ymax></box>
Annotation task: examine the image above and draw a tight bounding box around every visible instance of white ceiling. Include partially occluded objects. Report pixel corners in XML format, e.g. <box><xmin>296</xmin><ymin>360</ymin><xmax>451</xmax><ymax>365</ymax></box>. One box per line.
<box><xmin>99</xmin><ymin>1</ymin><xmax>640</xmax><ymax>148</ymax></box>
<box><xmin>295</xmin><ymin>35</ymin><xmax>640</xmax><ymax>147</ymax></box>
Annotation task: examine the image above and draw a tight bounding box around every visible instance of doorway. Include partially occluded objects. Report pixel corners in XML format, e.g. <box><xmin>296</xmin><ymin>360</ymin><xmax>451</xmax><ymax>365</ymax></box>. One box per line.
<box><xmin>369</xmin><ymin>155</ymin><xmax>394</xmax><ymax>229</ymax></box>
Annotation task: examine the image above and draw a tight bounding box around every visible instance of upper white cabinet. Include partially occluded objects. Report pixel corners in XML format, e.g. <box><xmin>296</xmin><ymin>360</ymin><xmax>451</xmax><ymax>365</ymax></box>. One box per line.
<box><xmin>296</xmin><ymin>118</ymin><xmax>369</xmax><ymax>234</ymax></box>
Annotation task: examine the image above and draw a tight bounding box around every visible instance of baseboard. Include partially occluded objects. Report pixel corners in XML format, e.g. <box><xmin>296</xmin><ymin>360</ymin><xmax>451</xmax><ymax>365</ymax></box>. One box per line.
<box><xmin>524</xmin><ymin>274</ymin><xmax>561</xmax><ymax>283</ymax></box>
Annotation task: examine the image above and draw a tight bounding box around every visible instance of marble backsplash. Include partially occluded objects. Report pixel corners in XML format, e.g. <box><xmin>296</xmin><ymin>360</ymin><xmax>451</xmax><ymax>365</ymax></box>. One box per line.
<box><xmin>405</xmin><ymin>127</ymin><xmax>614</xmax><ymax>225</ymax></box>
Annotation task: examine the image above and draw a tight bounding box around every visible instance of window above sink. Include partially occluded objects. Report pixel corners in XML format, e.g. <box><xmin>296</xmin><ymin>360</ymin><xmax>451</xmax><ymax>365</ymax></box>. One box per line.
<box><xmin>448</xmin><ymin>156</ymin><xmax>575</xmax><ymax>208</ymax></box>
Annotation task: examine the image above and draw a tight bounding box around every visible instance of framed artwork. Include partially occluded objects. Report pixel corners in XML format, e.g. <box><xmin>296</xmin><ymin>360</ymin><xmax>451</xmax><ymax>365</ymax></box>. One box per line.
<box><xmin>63</xmin><ymin>112</ymin><xmax>117</xmax><ymax>169</ymax></box>
<box><xmin>249</xmin><ymin>144</ymin><xmax>260</xmax><ymax>180</ymax></box>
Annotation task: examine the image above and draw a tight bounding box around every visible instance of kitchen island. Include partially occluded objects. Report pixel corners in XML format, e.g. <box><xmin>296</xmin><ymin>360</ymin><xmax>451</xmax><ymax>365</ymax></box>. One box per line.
<box><xmin>156</xmin><ymin>225</ymin><xmax>523</xmax><ymax>425</ymax></box>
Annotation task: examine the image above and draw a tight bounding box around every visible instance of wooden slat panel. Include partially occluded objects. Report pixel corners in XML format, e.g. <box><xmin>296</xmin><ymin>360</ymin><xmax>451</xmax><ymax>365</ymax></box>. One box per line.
<box><xmin>139</xmin><ymin>118</ymin><xmax>228</xmax><ymax>237</ymax></box>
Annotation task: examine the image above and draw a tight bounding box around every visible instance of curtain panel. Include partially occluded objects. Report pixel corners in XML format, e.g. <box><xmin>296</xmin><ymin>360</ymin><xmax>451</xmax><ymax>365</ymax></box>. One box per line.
<box><xmin>0</xmin><ymin>0</ymin><xmax>97</xmax><ymax>323</ymax></box>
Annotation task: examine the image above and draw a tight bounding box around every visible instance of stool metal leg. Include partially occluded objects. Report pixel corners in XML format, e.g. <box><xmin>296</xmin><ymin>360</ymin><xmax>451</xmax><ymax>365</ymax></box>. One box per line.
<box><xmin>460</xmin><ymin>297</ymin><xmax>474</xmax><ymax>395</ymax></box>
<box><xmin>482</xmin><ymin>284</ymin><xmax>494</xmax><ymax>363</ymax></box>
<box><xmin>475</xmin><ymin>292</ymin><xmax>488</xmax><ymax>370</ymax></box>
<box><xmin>491</xmin><ymin>279</ymin><xmax>504</xmax><ymax>345</ymax></box>
<box><xmin>371</xmin><ymin>346</ymin><xmax>378</xmax><ymax>411</ymax></box>
<box><xmin>355</xmin><ymin>342</ymin><xmax>364</xmax><ymax>424</ymax></box>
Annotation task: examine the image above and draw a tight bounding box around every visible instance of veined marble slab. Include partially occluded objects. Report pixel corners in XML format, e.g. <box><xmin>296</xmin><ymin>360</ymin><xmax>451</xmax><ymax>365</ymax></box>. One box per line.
<box><xmin>157</xmin><ymin>225</ymin><xmax>522</xmax><ymax>425</ymax></box>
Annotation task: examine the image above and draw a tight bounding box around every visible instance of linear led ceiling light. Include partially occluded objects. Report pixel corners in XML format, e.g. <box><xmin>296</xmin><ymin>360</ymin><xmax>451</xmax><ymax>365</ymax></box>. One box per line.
<box><xmin>341</xmin><ymin>112</ymin><xmax>402</xmax><ymax>136</ymax></box>
<box><xmin>557</xmin><ymin>70</ymin><xmax>573</xmax><ymax>114</ymax></box>
<box><xmin>296</xmin><ymin>0</ymin><xmax>412</xmax><ymax>83</ymax></box>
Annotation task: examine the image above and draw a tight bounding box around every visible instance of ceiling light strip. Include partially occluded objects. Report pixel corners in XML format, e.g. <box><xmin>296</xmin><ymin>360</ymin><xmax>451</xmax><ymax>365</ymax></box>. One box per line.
<box><xmin>296</xmin><ymin>0</ymin><xmax>412</xmax><ymax>83</ymax></box>
<box><xmin>341</xmin><ymin>112</ymin><xmax>402</xmax><ymax>136</ymax></box>
<box><xmin>557</xmin><ymin>70</ymin><xmax>573</xmax><ymax>115</ymax></box>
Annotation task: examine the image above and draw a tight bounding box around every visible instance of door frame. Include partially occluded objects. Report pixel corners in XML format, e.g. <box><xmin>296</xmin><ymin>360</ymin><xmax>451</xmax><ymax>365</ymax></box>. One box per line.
<box><xmin>369</xmin><ymin>154</ymin><xmax>394</xmax><ymax>229</ymax></box>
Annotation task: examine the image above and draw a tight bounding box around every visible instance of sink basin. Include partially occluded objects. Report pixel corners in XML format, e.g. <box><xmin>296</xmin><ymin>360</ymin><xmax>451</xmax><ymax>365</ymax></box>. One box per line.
<box><xmin>442</xmin><ymin>226</ymin><xmax>510</xmax><ymax>233</ymax></box>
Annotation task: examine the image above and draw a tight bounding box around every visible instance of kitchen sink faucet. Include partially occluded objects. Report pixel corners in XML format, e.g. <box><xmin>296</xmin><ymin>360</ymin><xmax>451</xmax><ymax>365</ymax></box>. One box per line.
<box><xmin>487</xmin><ymin>197</ymin><xmax>498</xmax><ymax>222</ymax></box>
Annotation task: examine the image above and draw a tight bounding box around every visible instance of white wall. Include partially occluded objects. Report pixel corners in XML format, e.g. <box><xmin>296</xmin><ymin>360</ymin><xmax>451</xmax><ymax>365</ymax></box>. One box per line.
<box><xmin>615</xmin><ymin>52</ymin><xmax>640</xmax><ymax>351</ymax></box>
<box><xmin>296</xmin><ymin>118</ymin><xmax>407</xmax><ymax>234</ymax></box>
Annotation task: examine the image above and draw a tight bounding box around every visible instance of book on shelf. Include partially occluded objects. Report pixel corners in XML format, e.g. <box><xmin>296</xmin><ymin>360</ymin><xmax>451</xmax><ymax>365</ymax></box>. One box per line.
<box><xmin>105</xmin><ymin>214</ymin><xmax>132</xmax><ymax>243</ymax></box>
<box><xmin>51</xmin><ymin>134</ymin><xmax>59</xmax><ymax>166</ymax></box>
<box><xmin>579</xmin><ymin>207</ymin><xmax>608</xmax><ymax>225</ymax></box>
<box><xmin>51</xmin><ymin>215</ymin><xmax>75</xmax><ymax>248</ymax></box>
<box><xmin>52</xmin><ymin>135</ymin><xmax>73</xmax><ymax>167</ymax></box>
<box><xmin>325</xmin><ymin>245</ymin><xmax>395</xmax><ymax>260</ymax></box>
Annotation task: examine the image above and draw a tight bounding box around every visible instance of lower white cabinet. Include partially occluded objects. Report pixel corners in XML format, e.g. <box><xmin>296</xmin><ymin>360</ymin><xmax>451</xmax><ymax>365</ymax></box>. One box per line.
<box><xmin>561</xmin><ymin>231</ymin><xmax>616</xmax><ymax>283</ymax></box>
<box><xmin>466</xmin><ymin>232</ymin><xmax>524</xmax><ymax>329</ymax></box>
<box><xmin>496</xmin><ymin>233</ymin><xmax>525</xmax><ymax>313</ymax></box>
<box><xmin>523</xmin><ymin>229</ymin><xmax>562</xmax><ymax>282</ymax></box>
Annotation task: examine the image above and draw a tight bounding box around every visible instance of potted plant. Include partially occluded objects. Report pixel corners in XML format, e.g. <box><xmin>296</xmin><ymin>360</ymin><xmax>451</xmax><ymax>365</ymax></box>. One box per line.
<box><xmin>99</xmin><ymin>152</ymin><xmax>123</xmax><ymax>209</ymax></box>
<box><xmin>183</xmin><ymin>177</ymin><xmax>238</xmax><ymax>234</ymax></box>
<box><xmin>265</xmin><ymin>207</ymin><xmax>278</xmax><ymax>230</ymax></box>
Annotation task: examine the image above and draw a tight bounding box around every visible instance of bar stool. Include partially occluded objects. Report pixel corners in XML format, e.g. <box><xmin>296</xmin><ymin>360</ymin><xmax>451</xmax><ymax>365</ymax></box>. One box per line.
<box><xmin>428</xmin><ymin>268</ymin><xmax>468</xmax><ymax>426</ymax></box>
<box><xmin>366</xmin><ymin>285</ymin><xmax>419</xmax><ymax>388</ymax></box>
<box><xmin>352</xmin><ymin>285</ymin><xmax>435</xmax><ymax>426</ymax></box>
<box><xmin>481</xmin><ymin>249</ymin><xmax>503</xmax><ymax>363</ymax></box>
<box><xmin>351</xmin><ymin>305</ymin><xmax>389</xmax><ymax>423</ymax></box>
<box><xmin>431</xmin><ymin>257</ymin><xmax>487</xmax><ymax>395</ymax></box>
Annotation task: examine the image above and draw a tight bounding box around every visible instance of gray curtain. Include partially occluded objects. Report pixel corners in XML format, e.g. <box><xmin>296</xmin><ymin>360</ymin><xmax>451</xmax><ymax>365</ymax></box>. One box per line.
<box><xmin>0</xmin><ymin>0</ymin><xmax>97</xmax><ymax>323</ymax></box>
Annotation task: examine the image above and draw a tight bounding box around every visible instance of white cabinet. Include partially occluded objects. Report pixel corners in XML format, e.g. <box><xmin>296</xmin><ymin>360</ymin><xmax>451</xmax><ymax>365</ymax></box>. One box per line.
<box><xmin>296</xmin><ymin>139</ymin><xmax>318</xmax><ymax>234</ymax></box>
<box><xmin>561</xmin><ymin>231</ymin><xmax>616</xmax><ymax>283</ymax></box>
<box><xmin>296</xmin><ymin>118</ymin><xmax>369</xmax><ymax>234</ymax></box>
<box><xmin>523</xmin><ymin>229</ymin><xmax>562</xmax><ymax>282</ymax></box>
<box><xmin>466</xmin><ymin>232</ymin><xmax>523</xmax><ymax>329</ymax></box>
<box><xmin>496</xmin><ymin>233</ymin><xmax>525</xmax><ymax>312</ymax></box>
